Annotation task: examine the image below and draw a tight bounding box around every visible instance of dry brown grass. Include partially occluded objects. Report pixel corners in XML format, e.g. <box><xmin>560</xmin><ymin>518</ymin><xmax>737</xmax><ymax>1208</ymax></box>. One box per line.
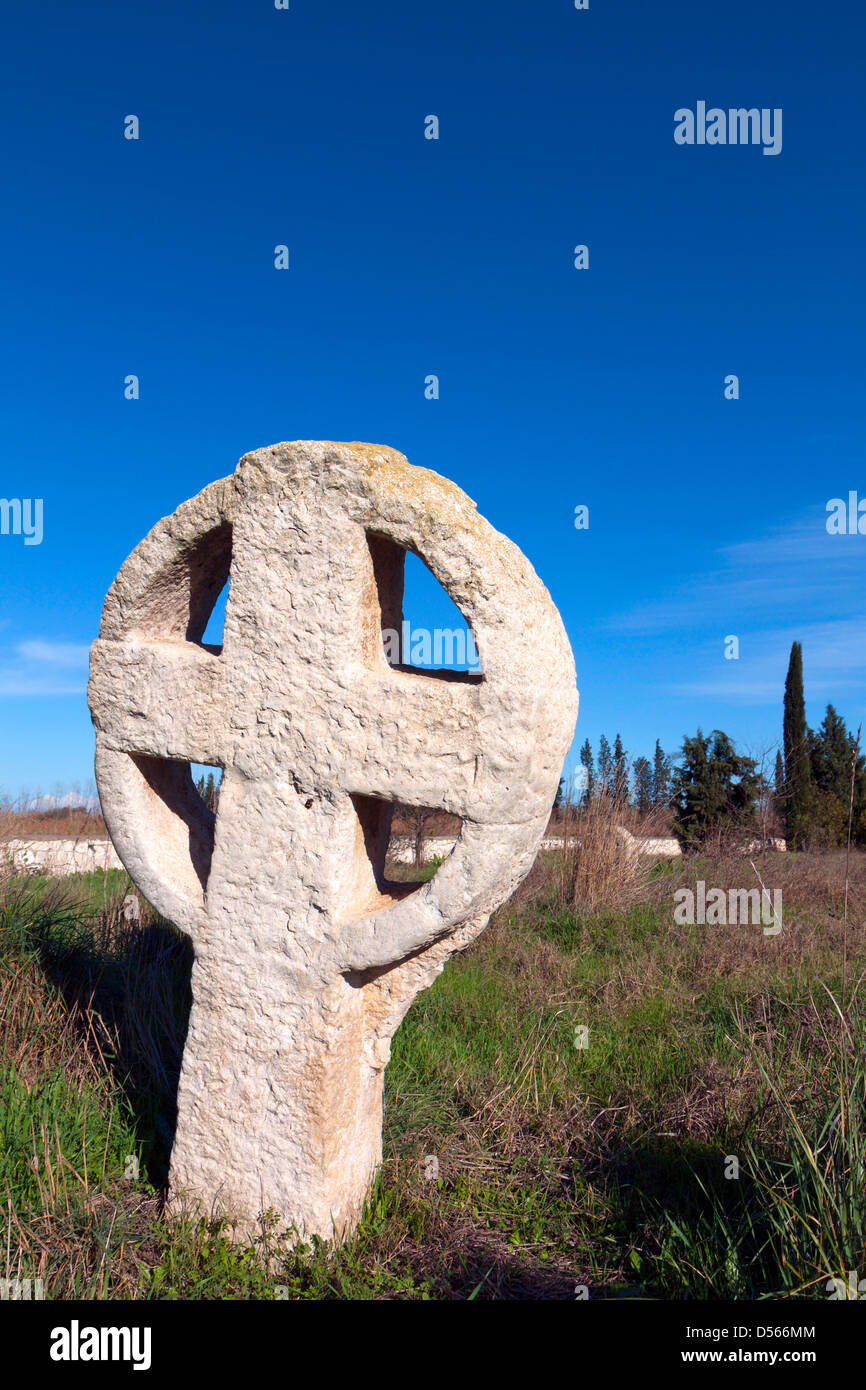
<box><xmin>0</xmin><ymin>802</ymin><xmax>107</xmax><ymax>841</ymax></box>
<box><xmin>645</xmin><ymin>849</ymin><xmax>866</xmax><ymax>991</ymax></box>
<box><xmin>541</xmin><ymin>791</ymin><xmax>670</xmax><ymax>916</ymax></box>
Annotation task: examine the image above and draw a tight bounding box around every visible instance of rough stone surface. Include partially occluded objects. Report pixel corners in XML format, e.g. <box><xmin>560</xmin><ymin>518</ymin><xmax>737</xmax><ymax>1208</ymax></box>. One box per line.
<box><xmin>88</xmin><ymin>441</ymin><xmax>578</xmax><ymax>1242</ymax></box>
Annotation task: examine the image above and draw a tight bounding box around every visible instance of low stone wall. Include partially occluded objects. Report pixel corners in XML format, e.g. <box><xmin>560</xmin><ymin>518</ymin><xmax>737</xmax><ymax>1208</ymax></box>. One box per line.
<box><xmin>615</xmin><ymin>828</ymin><xmax>682</xmax><ymax>858</ymax></box>
<box><xmin>1</xmin><ymin>837</ymin><xmax>124</xmax><ymax>875</ymax></box>
<box><xmin>386</xmin><ymin>835</ymin><xmax>457</xmax><ymax>865</ymax></box>
<box><xmin>2</xmin><ymin>827</ymin><xmax>780</xmax><ymax>878</ymax></box>
<box><xmin>5</xmin><ymin>834</ymin><xmax>461</xmax><ymax>876</ymax></box>
<box><xmin>387</xmin><ymin>831</ymin><xmax>687</xmax><ymax>865</ymax></box>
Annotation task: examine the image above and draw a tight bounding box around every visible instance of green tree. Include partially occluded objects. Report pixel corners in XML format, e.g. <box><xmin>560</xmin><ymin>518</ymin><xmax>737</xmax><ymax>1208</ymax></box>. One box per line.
<box><xmin>783</xmin><ymin>641</ymin><xmax>813</xmax><ymax>847</ymax></box>
<box><xmin>807</xmin><ymin>787</ymin><xmax>848</xmax><ymax>848</ymax></box>
<box><xmin>652</xmin><ymin>739</ymin><xmax>670</xmax><ymax>807</ymax></box>
<box><xmin>808</xmin><ymin>704</ymin><xmax>849</xmax><ymax>846</ymax></box>
<box><xmin>809</xmin><ymin>706</ymin><xmax>866</xmax><ymax>846</ymax></box>
<box><xmin>812</xmin><ymin>705</ymin><xmax>853</xmax><ymax>800</ymax></box>
<box><xmin>671</xmin><ymin>729</ymin><xmax>761</xmax><ymax>851</ymax></box>
<box><xmin>613</xmin><ymin>733</ymin><xmax>629</xmax><ymax>801</ymax></box>
<box><xmin>598</xmin><ymin>735</ymin><xmax>612</xmax><ymax>788</ymax></box>
<box><xmin>579</xmin><ymin>738</ymin><xmax>595</xmax><ymax>805</ymax></box>
<box><xmin>632</xmin><ymin>756</ymin><xmax>654</xmax><ymax>815</ymax></box>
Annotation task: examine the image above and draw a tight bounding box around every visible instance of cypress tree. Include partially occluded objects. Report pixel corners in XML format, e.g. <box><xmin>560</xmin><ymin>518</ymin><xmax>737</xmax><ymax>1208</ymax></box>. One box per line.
<box><xmin>783</xmin><ymin>642</ymin><xmax>813</xmax><ymax>847</ymax></box>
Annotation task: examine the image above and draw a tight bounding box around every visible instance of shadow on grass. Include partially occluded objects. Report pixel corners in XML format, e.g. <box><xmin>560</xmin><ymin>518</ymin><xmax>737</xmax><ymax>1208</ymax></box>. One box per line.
<box><xmin>585</xmin><ymin>1137</ymin><xmax>780</xmax><ymax>1299</ymax></box>
<box><xmin>1</xmin><ymin>876</ymin><xmax>193</xmax><ymax>1190</ymax></box>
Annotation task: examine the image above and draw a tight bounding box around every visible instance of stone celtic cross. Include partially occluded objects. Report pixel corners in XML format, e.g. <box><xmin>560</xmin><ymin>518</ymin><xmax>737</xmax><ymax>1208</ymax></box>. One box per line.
<box><xmin>88</xmin><ymin>441</ymin><xmax>578</xmax><ymax>1241</ymax></box>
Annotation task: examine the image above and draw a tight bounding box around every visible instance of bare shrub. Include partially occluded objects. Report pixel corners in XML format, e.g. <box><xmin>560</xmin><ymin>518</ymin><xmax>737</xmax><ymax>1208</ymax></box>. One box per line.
<box><xmin>552</xmin><ymin>789</ymin><xmax>667</xmax><ymax>916</ymax></box>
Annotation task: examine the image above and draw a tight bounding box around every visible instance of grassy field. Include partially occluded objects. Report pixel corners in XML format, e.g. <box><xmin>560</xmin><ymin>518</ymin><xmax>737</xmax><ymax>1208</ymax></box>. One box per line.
<box><xmin>2</xmin><ymin>847</ymin><xmax>865</xmax><ymax>1300</ymax></box>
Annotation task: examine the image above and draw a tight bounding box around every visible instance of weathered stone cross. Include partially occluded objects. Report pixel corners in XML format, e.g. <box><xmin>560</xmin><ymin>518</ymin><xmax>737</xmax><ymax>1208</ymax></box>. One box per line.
<box><xmin>88</xmin><ymin>441</ymin><xmax>577</xmax><ymax>1242</ymax></box>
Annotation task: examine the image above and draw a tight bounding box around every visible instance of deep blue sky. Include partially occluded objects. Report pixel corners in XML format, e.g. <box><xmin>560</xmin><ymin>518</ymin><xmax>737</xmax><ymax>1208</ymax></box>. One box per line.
<box><xmin>1</xmin><ymin>0</ymin><xmax>864</xmax><ymax>799</ymax></box>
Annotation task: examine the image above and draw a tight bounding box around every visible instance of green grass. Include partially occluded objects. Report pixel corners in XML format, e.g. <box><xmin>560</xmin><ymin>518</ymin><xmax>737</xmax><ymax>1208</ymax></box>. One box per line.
<box><xmin>2</xmin><ymin>851</ymin><xmax>865</xmax><ymax>1299</ymax></box>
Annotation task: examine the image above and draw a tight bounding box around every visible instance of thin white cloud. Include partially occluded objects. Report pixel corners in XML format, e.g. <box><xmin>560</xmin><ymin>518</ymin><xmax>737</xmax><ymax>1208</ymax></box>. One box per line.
<box><xmin>600</xmin><ymin>510</ymin><xmax>865</xmax><ymax>719</ymax></box>
<box><xmin>610</xmin><ymin>515</ymin><xmax>865</xmax><ymax>635</ymax></box>
<box><xmin>17</xmin><ymin>640</ymin><xmax>90</xmax><ymax>666</ymax></box>
<box><xmin>0</xmin><ymin>674</ymin><xmax>86</xmax><ymax>697</ymax></box>
<box><xmin>0</xmin><ymin>637</ymin><xmax>91</xmax><ymax>697</ymax></box>
<box><xmin>668</xmin><ymin>617</ymin><xmax>866</xmax><ymax>707</ymax></box>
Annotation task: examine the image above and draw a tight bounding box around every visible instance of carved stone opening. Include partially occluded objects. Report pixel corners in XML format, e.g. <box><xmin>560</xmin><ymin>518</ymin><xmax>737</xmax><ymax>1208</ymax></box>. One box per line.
<box><xmin>129</xmin><ymin>755</ymin><xmax>217</xmax><ymax>894</ymax></box>
<box><xmin>364</xmin><ymin>531</ymin><xmax>482</xmax><ymax>683</ymax></box>
<box><xmin>126</xmin><ymin>521</ymin><xmax>232</xmax><ymax>650</ymax></box>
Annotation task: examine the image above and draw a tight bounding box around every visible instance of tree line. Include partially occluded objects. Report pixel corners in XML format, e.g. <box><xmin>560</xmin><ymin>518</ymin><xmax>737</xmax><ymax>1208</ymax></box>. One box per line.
<box><xmin>563</xmin><ymin>641</ymin><xmax>864</xmax><ymax>851</ymax></box>
<box><xmin>572</xmin><ymin>734</ymin><xmax>672</xmax><ymax>813</ymax></box>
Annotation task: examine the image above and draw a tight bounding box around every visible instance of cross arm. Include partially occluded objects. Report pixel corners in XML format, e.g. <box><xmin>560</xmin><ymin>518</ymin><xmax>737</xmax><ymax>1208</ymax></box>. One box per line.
<box><xmin>88</xmin><ymin>638</ymin><xmax>229</xmax><ymax>766</ymax></box>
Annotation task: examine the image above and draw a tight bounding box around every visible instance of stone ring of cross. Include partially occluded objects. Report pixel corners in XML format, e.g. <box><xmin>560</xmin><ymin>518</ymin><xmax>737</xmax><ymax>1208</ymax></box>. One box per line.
<box><xmin>88</xmin><ymin>440</ymin><xmax>578</xmax><ymax>1240</ymax></box>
